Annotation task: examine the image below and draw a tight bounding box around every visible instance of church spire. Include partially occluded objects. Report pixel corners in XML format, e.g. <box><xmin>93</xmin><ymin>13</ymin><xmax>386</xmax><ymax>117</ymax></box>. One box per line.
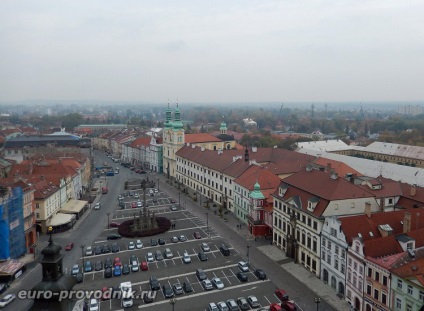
<box><xmin>164</xmin><ymin>102</ymin><xmax>173</xmax><ymax>129</ymax></box>
<box><xmin>172</xmin><ymin>102</ymin><xmax>183</xmax><ymax>131</ymax></box>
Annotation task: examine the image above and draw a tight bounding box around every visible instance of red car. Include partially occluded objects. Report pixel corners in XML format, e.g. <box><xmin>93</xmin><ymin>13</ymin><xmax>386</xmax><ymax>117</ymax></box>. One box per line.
<box><xmin>270</xmin><ymin>303</ymin><xmax>283</xmax><ymax>311</ymax></box>
<box><xmin>113</xmin><ymin>257</ymin><xmax>122</xmax><ymax>267</ymax></box>
<box><xmin>282</xmin><ymin>302</ymin><xmax>297</xmax><ymax>311</ymax></box>
<box><xmin>109</xmin><ymin>222</ymin><xmax>120</xmax><ymax>228</ymax></box>
<box><xmin>193</xmin><ymin>231</ymin><xmax>201</xmax><ymax>239</ymax></box>
<box><xmin>170</xmin><ymin>199</ymin><xmax>176</xmax><ymax>203</ymax></box>
<box><xmin>131</xmin><ymin>202</ymin><xmax>137</xmax><ymax>208</ymax></box>
<box><xmin>275</xmin><ymin>289</ymin><xmax>289</xmax><ymax>302</ymax></box>
<box><xmin>140</xmin><ymin>261</ymin><xmax>148</xmax><ymax>271</ymax></box>
<box><xmin>101</xmin><ymin>287</ymin><xmax>111</xmax><ymax>300</ymax></box>
<box><xmin>65</xmin><ymin>242</ymin><xmax>74</xmax><ymax>251</ymax></box>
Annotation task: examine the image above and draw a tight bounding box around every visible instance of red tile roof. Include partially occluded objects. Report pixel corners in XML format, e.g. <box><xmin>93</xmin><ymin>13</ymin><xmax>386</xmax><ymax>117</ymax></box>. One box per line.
<box><xmin>314</xmin><ymin>158</ymin><xmax>361</xmax><ymax>177</ymax></box>
<box><xmin>391</xmin><ymin>256</ymin><xmax>424</xmax><ymax>286</ymax></box>
<box><xmin>129</xmin><ymin>137</ymin><xmax>151</xmax><ymax>148</ymax></box>
<box><xmin>363</xmin><ymin>235</ymin><xmax>404</xmax><ymax>258</ymax></box>
<box><xmin>185</xmin><ymin>133</ymin><xmax>222</xmax><ymax>143</ymax></box>
<box><xmin>235</xmin><ymin>166</ymin><xmax>281</xmax><ymax>191</ymax></box>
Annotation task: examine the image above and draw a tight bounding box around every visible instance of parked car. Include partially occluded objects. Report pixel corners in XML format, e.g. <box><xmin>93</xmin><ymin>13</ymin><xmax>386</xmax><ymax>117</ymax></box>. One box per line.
<box><xmin>88</xmin><ymin>298</ymin><xmax>99</xmax><ymax>311</ymax></box>
<box><xmin>130</xmin><ymin>255</ymin><xmax>139</xmax><ymax>272</ymax></box>
<box><xmin>164</xmin><ymin>248</ymin><xmax>173</xmax><ymax>259</ymax></box>
<box><xmin>128</xmin><ymin>241</ymin><xmax>135</xmax><ymax>250</ymax></box>
<box><xmin>220</xmin><ymin>244</ymin><xmax>230</xmax><ymax>256</ymax></box>
<box><xmin>196</xmin><ymin>268</ymin><xmax>207</xmax><ymax>281</ymax></box>
<box><xmin>172</xmin><ymin>283</ymin><xmax>183</xmax><ymax>295</ymax></box>
<box><xmin>104</xmin><ymin>268</ymin><xmax>112</xmax><ymax>278</ymax></box>
<box><xmin>211</xmin><ymin>277</ymin><xmax>224</xmax><ymax>289</ymax></box>
<box><xmin>198</xmin><ymin>251</ymin><xmax>208</xmax><ymax>261</ymax></box>
<box><xmin>178</xmin><ymin>235</ymin><xmax>187</xmax><ymax>242</ymax></box>
<box><xmin>170</xmin><ymin>205</ymin><xmax>178</xmax><ymax>211</ymax></box>
<box><xmin>71</xmin><ymin>264</ymin><xmax>80</xmax><ymax>275</ymax></box>
<box><xmin>101</xmin><ymin>244</ymin><xmax>111</xmax><ymax>253</ymax></box>
<box><xmin>183</xmin><ymin>281</ymin><xmax>193</xmax><ymax>293</ymax></box>
<box><xmin>162</xmin><ymin>284</ymin><xmax>174</xmax><ymax>298</ymax></box>
<box><xmin>146</xmin><ymin>252</ymin><xmax>154</xmax><ymax>262</ymax></box>
<box><xmin>237</xmin><ymin>297</ymin><xmax>250</xmax><ymax>311</ymax></box>
<box><xmin>137</xmin><ymin>201</ymin><xmax>142</xmax><ymax>207</ymax></box>
<box><xmin>0</xmin><ymin>294</ymin><xmax>15</xmax><ymax>308</ymax></box>
<box><xmin>217</xmin><ymin>301</ymin><xmax>229</xmax><ymax>311</ymax></box>
<box><xmin>143</xmin><ymin>292</ymin><xmax>155</xmax><ymax>303</ymax></box>
<box><xmin>75</xmin><ymin>272</ymin><xmax>83</xmax><ymax>283</ymax></box>
<box><xmin>236</xmin><ymin>272</ymin><xmax>248</xmax><ymax>282</ymax></box>
<box><xmin>109</xmin><ymin>222</ymin><xmax>120</xmax><ymax>228</ymax></box>
<box><xmin>131</xmin><ymin>202</ymin><xmax>137</xmax><ymax>208</ymax></box>
<box><xmin>94</xmin><ymin>246</ymin><xmax>101</xmax><ymax>255</ymax></box>
<box><xmin>140</xmin><ymin>261</ymin><xmax>149</xmax><ymax>271</ymax></box>
<box><xmin>275</xmin><ymin>289</ymin><xmax>290</xmax><ymax>302</ymax></box>
<box><xmin>202</xmin><ymin>279</ymin><xmax>213</xmax><ymax>290</ymax></box>
<box><xmin>254</xmin><ymin>268</ymin><xmax>267</xmax><ymax>280</ymax></box>
<box><xmin>182</xmin><ymin>252</ymin><xmax>191</xmax><ymax>263</ymax></box>
<box><xmin>226</xmin><ymin>299</ymin><xmax>239</xmax><ymax>311</ymax></box>
<box><xmin>95</xmin><ymin>260</ymin><xmax>103</xmax><ymax>271</ymax></box>
<box><xmin>107</xmin><ymin>234</ymin><xmax>121</xmax><ymax>240</ymax></box>
<box><xmin>111</xmin><ymin>243</ymin><xmax>120</xmax><ymax>253</ymax></box>
<box><xmin>150</xmin><ymin>238</ymin><xmax>158</xmax><ymax>246</ymax></box>
<box><xmin>238</xmin><ymin>261</ymin><xmax>249</xmax><ymax>272</ymax></box>
<box><xmin>171</xmin><ymin>236</ymin><xmax>178</xmax><ymax>243</ymax></box>
<box><xmin>247</xmin><ymin>296</ymin><xmax>260</xmax><ymax>308</ymax></box>
<box><xmin>113</xmin><ymin>257</ymin><xmax>122</xmax><ymax>267</ymax></box>
<box><xmin>149</xmin><ymin>276</ymin><xmax>160</xmax><ymax>291</ymax></box>
<box><xmin>94</xmin><ymin>203</ymin><xmax>101</xmax><ymax>210</ymax></box>
<box><xmin>104</xmin><ymin>258</ymin><xmax>113</xmax><ymax>269</ymax></box>
<box><xmin>113</xmin><ymin>266</ymin><xmax>121</xmax><ymax>277</ymax></box>
<box><xmin>84</xmin><ymin>261</ymin><xmax>92</xmax><ymax>272</ymax></box>
<box><xmin>101</xmin><ymin>287</ymin><xmax>110</xmax><ymax>301</ymax></box>
<box><xmin>122</xmin><ymin>264</ymin><xmax>130</xmax><ymax>275</ymax></box>
<box><xmin>281</xmin><ymin>302</ymin><xmax>297</xmax><ymax>311</ymax></box>
<box><xmin>85</xmin><ymin>246</ymin><xmax>93</xmax><ymax>256</ymax></box>
<box><xmin>136</xmin><ymin>240</ymin><xmax>143</xmax><ymax>249</ymax></box>
<box><xmin>201</xmin><ymin>243</ymin><xmax>210</xmax><ymax>252</ymax></box>
<box><xmin>193</xmin><ymin>231</ymin><xmax>201</xmax><ymax>239</ymax></box>
<box><xmin>208</xmin><ymin>302</ymin><xmax>219</xmax><ymax>311</ymax></box>
<box><xmin>65</xmin><ymin>242</ymin><xmax>74</xmax><ymax>251</ymax></box>
<box><xmin>158</xmin><ymin>238</ymin><xmax>166</xmax><ymax>245</ymax></box>
<box><xmin>269</xmin><ymin>303</ymin><xmax>283</xmax><ymax>311</ymax></box>
<box><xmin>155</xmin><ymin>250</ymin><xmax>163</xmax><ymax>261</ymax></box>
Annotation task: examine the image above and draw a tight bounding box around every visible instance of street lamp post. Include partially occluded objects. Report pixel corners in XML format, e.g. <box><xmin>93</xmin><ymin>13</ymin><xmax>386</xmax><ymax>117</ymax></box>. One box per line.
<box><xmin>315</xmin><ymin>297</ymin><xmax>321</xmax><ymax>311</ymax></box>
<box><xmin>32</xmin><ymin>243</ymin><xmax>37</xmax><ymax>260</ymax></box>
<box><xmin>81</xmin><ymin>245</ymin><xmax>85</xmax><ymax>269</ymax></box>
<box><xmin>157</xmin><ymin>178</ymin><xmax>160</xmax><ymax>191</ymax></box>
<box><xmin>178</xmin><ymin>192</ymin><xmax>181</xmax><ymax>206</ymax></box>
<box><xmin>206</xmin><ymin>212</ymin><xmax>209</xmax><ymax>229</ymax></box>
<box><xmin>246</xmin><ymin>244</ymin><xmax>251</xmax><ymax>265</ymax></box>
<box><xmin>107</xmin><ymin>212</ymin><xmax>110</xmax><ymax>229</ymax></box>
<box><xmin>169</xmin><ymin>298</ymin><xmax>177</xmax><ymax>311</ymax></box>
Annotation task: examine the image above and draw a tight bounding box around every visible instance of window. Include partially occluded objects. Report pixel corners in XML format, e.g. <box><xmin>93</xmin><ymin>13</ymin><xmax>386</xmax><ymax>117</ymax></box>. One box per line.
<box><xmin>375</xmin><ymin>272</ymin><xmax>380</xmax><ymax>282</ymax></box>
<box><xmin>366</xmin><ymin>284</ymin><xmax>371</xmax><ymax>295</ymax></box>
<box><xmin>327</xmin><ymin>254</ymin><xmax>331</xmax><ymax>264</ymax></box>
<box><xmin>322</xmin><ymin>238</ymin><xmax>326</xmax><ymax>246</ymax></box>
<box><xmin>420</xmin><ymin>291</ymin><xmax>424</xmax><ymax>303</ymax></box>
<box><xmin>373</xmin><ymin>289</ymin><xmax>379</xmax><ymax>300</ymax></box>
<box><xmin>383</xmin><ymin>275</ymin><xmax>388</xmax><ymax>286</ymax></box>
<box><xmin>382</xmin><ymin>292</ymin><xmax>387</xmax><ymax>305</ymax></box>
<box><xmin>408</xmin><ymin>285</ymin><xmax>413</xmax><ymax>295</ymax></box>
<box><xmin>406</xmin><ymin>304</ymin><xmax>412</xmax><ymax>311</ymax></box>
<box><xmin>341</xmin><ymin>250</ymin><xmax>345</xmax><ymax>259</ymax></box>
<box><xmin>341</xmin><ymin>263</ymin><xmax>345</xmax><ymax>274</ymax></box>
<box><xmin>36</xmin><ymin>203</ymin><xmax>40</xmax><ymax>208</ymax></box>
<box><xmin>397</xmin><ymin>279</ymin><xmax>402</xmax><ymax>289</ymax></box>
<box><xmin>331</xmin><ymin>228</ymin><xmax>337</xmax><ymax>237</ymax></box>
<box><xmin>328</xmin><ymin>241</ymin><xmax>332</xmax><ymax>249</ymax></box>
<box><xmin>334</xmin><ymin>259</ymin><xmax>338</xmax><ymax>270</ymax></box>
<box><xmin>335</xmin><ymin>246</ymin><xmax>339</xmax><ymax>255</ymax></box>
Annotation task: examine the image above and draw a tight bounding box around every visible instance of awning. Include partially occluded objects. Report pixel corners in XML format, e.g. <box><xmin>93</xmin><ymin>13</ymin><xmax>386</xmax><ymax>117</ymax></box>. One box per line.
<box><xmin>49</xmin><ymin>213</ymin><xmax>75</xmax><ymax>227</ymax></box>
<box><xmin>60</xmin><ymin>199</ymin><xmax>88</xmax><ymax>214</ymax></box>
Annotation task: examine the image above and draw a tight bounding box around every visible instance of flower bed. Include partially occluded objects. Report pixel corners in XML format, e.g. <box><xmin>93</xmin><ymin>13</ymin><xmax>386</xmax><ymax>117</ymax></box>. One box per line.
<box><xmin>118</xmin><ymin>217</ymin><xmax>171</xmax><ymax>237</ymax></box>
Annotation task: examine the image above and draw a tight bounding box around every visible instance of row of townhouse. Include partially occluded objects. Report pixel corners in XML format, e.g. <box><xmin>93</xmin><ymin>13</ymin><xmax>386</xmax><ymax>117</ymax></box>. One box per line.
<box><xmin>121</xmin><ymin>136</ymin><xmax>163</xmax><ymax>173</ymax></box>
<box><xmin>5</xmin><ymin>154</ymin><xmax>92</xmax><ymax>234</ymax></box>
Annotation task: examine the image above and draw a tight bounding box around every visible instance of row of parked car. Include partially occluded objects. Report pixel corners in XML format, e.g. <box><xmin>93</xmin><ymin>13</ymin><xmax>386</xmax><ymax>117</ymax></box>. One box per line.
<box><xmin>208</xmin><ymin>296</ymin><xmax>261</xmax><ymax>311</ymax></box>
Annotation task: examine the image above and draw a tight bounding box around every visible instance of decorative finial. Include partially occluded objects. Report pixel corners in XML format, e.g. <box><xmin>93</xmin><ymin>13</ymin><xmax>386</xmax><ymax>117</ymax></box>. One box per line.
<box><xmin>48</xmin><ymin>226</ymin><xmax>53</xmax><ymax>243</ymax></box>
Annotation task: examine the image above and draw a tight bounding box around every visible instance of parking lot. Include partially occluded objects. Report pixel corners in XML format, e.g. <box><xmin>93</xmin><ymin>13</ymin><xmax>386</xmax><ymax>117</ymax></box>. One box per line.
<box><xmin>71</xmin><ymin>188</ymin><xmax>290</xmax><ymax>311</ymax></box>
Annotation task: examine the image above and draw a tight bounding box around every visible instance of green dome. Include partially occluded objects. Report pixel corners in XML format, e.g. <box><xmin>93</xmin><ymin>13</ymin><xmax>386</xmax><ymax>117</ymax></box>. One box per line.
<box><xmin>164</xmin><ymin>104</ymin><xmax>173</xmax><ymax>128</ymax></box>
<box><xmin>250</xmin><ymin>182</ymin><xmax>265</xmax><ymax>199</ymax></box>
<box><xmin>172</xmin><ymin>105</ymin><xmax>184</xmax><ymax>130</ymax></box>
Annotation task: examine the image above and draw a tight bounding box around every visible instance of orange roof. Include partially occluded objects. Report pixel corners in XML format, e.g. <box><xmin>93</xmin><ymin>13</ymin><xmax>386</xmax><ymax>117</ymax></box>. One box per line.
<box><xmin>185</xmin><ymin>133</ymin><xmax>222</xmax><ymax>143</ymax></box>
<box><xmin>315</xmin><ymin>158</ymin><xmax>361</xmax><ymax>177</ymax></box>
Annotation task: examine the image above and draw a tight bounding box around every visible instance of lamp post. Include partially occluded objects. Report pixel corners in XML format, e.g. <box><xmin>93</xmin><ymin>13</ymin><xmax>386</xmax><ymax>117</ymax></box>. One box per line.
<box><xmin>81</xmin><ymin>245</ymin><xmax>85</xmax><ymax>269</ymax></box>
<box><xmin>315</xmin><ymin>297</ymin><xmax>321</xmax><ymax>311</ymax></box>
<box><xmin>178</xmin><ymin>192</ymin><xmax>181</xmax><ymax>206</ymax></box>
<box><xmin>157</xmin><ymin>178</ymin><xmax>160</xmax><ymax>191</ymax></box>
<box><xmin>107</xmin><ymin>212</ymin><xmax>110</xmax><ymax>229</ymax></box>
<box><xmin>206</xmin><ymin>212</ymin><xmax>209</xmax><ymax>229</ymax></box>
<box><xmin>32</xmin><ymin>243</ymin><xmax>37</xmax><ymax>260</ymax></box>
<box><xmin>246</xmin><ymin>243</ymin><xmax>251</xmax><ymax>265</ymax></box>
<box><xmin>169</xmin><ymin>298</ymin><xmax>177</xmax><ymax>311</ymax></box>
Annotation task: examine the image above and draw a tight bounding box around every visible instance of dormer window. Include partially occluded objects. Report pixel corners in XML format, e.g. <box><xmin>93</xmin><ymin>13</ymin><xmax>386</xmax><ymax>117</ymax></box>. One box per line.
<box><xmin>307</xmin><ymin>197</ymin><xmax>319</xmax><ymax>212</ymax></box>
<box><xmin>279</xmin><ymin>185</ymin><xmax>288</xmax><ymax>197</ymax></box>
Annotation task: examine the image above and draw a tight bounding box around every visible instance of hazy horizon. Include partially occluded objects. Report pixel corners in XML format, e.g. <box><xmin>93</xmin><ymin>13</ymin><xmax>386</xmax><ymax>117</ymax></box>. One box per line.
<box><xmin>1</xmin><ymin>1</ymin><xmax>423</xmax><ymax>103</ymax></box>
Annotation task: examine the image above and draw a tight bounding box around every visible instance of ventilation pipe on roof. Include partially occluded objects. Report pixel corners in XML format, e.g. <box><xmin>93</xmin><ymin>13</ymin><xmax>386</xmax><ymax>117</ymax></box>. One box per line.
<box><xmin>201</xmin><ymin>146</ymin><xmax>205</xmax><ymax>152</ymax></box>
<box><xmin>252</xmin><ymin>146</ymin><xmax>257</xmax><ymax>152</ymax></box>
<box><xmin>411</xmin><ymin>184</ymin><xmax>417</xmax><ymax>197</ymax></box>
<box><xmin>192</xmin><ymin>144</ymin><xmax>195</xmax><ymax>149</ymax></box>
<box><xmin>330</xmin><ymin>170</ymin><xmax>338</xmax><ymax>180</ymax></box>
<box><xmin>218</xmin><ymin>150</ymin><xmax>222</xmax><ymax>155</ymax></box>
<box><xmin>365</xmin><ymin>202</ymin><xmax>372</xmax><ymax>218</ymax></box>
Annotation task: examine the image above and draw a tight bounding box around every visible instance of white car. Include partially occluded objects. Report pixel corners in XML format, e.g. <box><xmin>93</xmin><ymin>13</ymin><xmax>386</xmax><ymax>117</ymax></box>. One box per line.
<box><xmin>0</xmin><ymin>294</ymin><xmax>16</xmax><ymax>307</ymax></box>
<box><xmin>89</xmin><ymin>298</ymin><xmax>99</xmax><ymax>311</ymax></box>
<box><xmin>128</xmin><ymin>241</ymin><xmax>135</xmax><ymax>250</ymax></box>
<box><xmin>85</xmin><ymin>246</ymin><xmax>93</xmax><ymax>256</ymax></box>
<box><xmin>201</xmin><ymin>243</ymin><xmax>210</xmax><ymax>252</ymax></box>
<box><xmin>202</xmin><ymin>279</ymin><xmax>213</xmax><ymax>290</ymax></box>
<box><xmin>136</xmin><ymin>240</ymin><xmax>143</xmax><ymax>249</ymax></box>
<box><xmin>182</xmin><ymin>252</ymin><xmax>191</xmax><ymax>264</ymax></box>
<box><xmin>238</xmin><ymin>261</ymin><xmax>249</xmax><ymax>272</ymax></box>
<box><xmin>94</xmin><ymin>203</ymin><xmax>100</xmax><ymax>210</ymax></box>
<box><xmin>146</xmin><ymin>252</ymin><xmax>154</xmax><ymax>262</ymax></box>
<box><xmin>211</xmin><ymin>277</ymin><xmax>225</xmax><ymax>289</ymax></box>
<box><xmin>154</xmin><ymin>188</ymin><xmax>158</xmax><ymax>193</ymax></box>
<box><xmin>137</xmin><ymin>201</ymin><xmax>142</xmax><ymax>208</ymax></box>
<box><xmin>217</xmin><ymin>301</ymin><xmax>229</xmax><ymax>311</ymax></box>
<box><xmin>134</xmin><ymin>193</ymin><xmax>139</xmax><ymax>199</ymax></box>
<box><xmin>149</xmin><ymin>189</ymin><xmax>154</xmax><ymax>194</ymax></box>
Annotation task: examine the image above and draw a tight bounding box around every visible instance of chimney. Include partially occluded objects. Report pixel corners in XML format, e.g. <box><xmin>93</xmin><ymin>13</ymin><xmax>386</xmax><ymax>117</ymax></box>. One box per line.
<box><xmin>252</xmin><ymin>146</ymin><xmax>257</xmax><ymax>153</ymax></box>
<box><xmin>365</xmin><ymin>202</ymin><xmax>372</xmax><ymax>218</ymax></box>
<box><xmin>201</xmin><ymin>146</ymin><xmax>205</xmax><ymax>152</ymax></box>
<box><xmin>403</xmin><ymin>212</ymin><xmax>411</xmax><ymax>233</ymax></box>
<box><xmin>379</xmin><ymin>197</ymin><xmax>385</xmax><ymax>212</ymax></box>
<box><xmin>330</xmin><ymin>170</ymin><xmax>338</xmax><ymax>180</ymax></box>
<box><xmin>327</xmin><ymin>163</ymin><xmax>332</xmax><ymax>173</ymax></box>
<box><xmin>411</xmin><ymin>184</ymin><xmax>416</xmax><ymax>197</ymax></box>
<box><xmin>244</xmin><ymin>146</ymin><xmax>249</xmax><ymax>162</ymax></box>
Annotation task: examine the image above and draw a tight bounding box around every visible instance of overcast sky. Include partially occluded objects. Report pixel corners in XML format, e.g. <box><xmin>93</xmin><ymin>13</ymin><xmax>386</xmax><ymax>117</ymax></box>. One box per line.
<box><xmin>1</xmin><ymin>0</ymin><xmax>423</xmax><ymax>103</ymax></box>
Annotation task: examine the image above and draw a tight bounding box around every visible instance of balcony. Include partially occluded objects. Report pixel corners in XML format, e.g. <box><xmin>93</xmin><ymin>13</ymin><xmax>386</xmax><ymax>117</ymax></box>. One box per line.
<box><xmin>247</xmin><ymin>215</ymin><xmax>264</xmax><ymax>225</ymax></box>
